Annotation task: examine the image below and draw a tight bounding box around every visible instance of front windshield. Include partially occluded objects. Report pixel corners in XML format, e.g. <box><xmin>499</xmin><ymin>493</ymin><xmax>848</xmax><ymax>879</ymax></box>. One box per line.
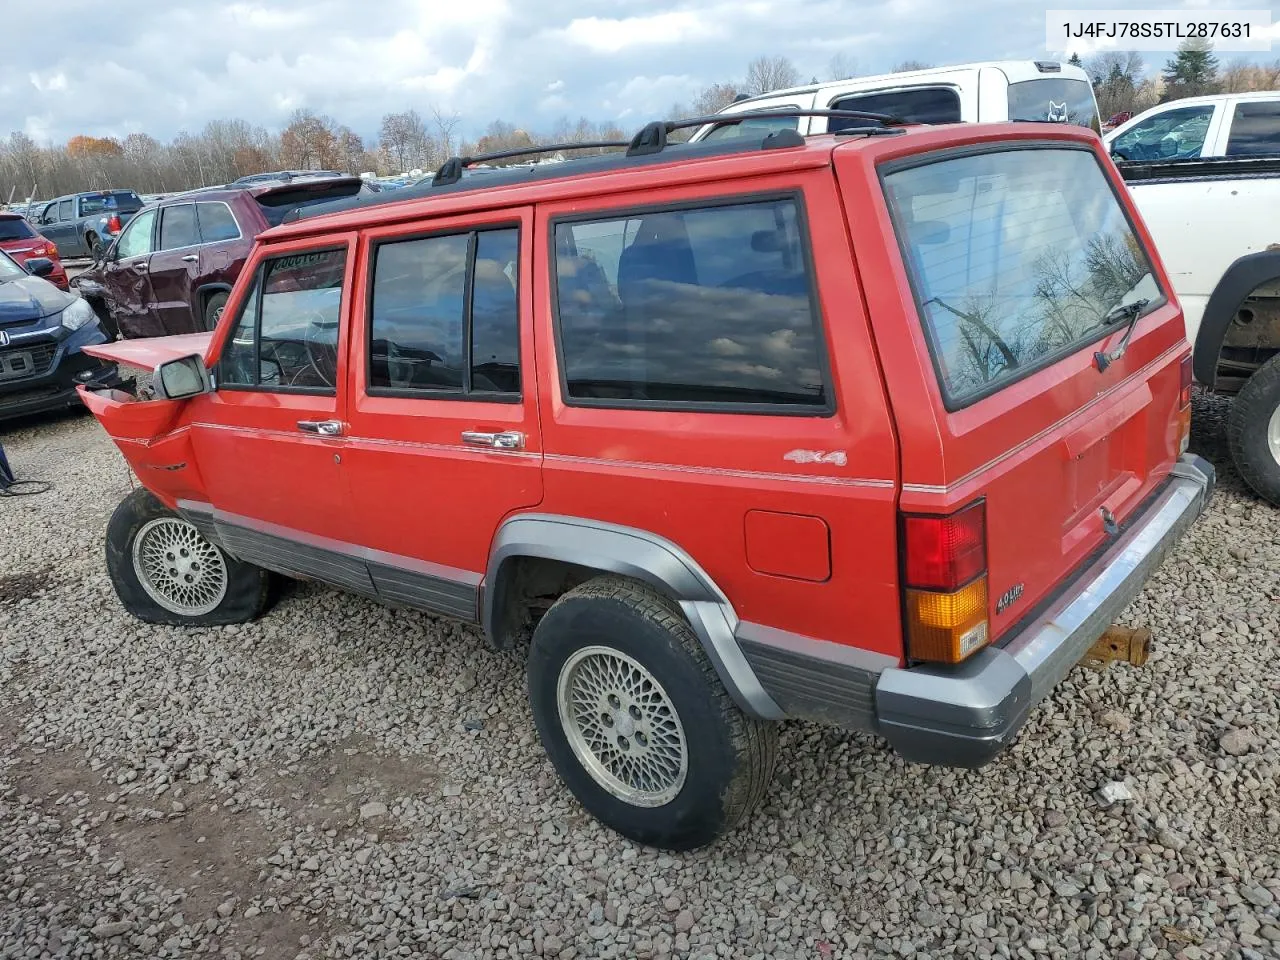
<box><xmin>884</xmin><ymin>147</ymin><xmax>1160</xmax><ymax>405</ymax></box>
<box><xmin>0</xmin><ymin>250</ymin><xmax>27</xmax><ymax>282</ymax></box>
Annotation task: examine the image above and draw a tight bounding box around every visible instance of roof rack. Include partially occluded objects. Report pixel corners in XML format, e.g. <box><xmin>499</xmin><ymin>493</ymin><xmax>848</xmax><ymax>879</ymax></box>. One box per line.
<box><xmin>433</xmin><ymin>139</ymin><xmax>630</xmax><ymax>186</ymax></box>
<box><xmin>430</xmin><ymin>108</ymin><xmax>901</xmax><ymax>186</ymax></box>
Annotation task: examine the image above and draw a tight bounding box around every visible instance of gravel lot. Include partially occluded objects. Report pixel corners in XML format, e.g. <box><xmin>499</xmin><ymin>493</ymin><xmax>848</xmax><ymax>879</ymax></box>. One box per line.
<box><xmin>1</xmin><ymin>393</ymin><xmax>1278</xmax><ymax>960</ymax></box>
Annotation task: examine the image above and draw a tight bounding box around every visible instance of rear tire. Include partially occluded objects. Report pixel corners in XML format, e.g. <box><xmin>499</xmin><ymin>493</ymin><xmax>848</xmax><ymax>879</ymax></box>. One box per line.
<box><xmin>106</xmin><ymin>488</ymin><xmax>269</xmax><ymax>626</ymax></box>
<box><xmin>86</xmin><ymin>232</ymin><xmax>101</xmax><ymax>259</ymax></box>
<box><xmin>527</xmin><ymin>576</ymin><xmax>777</xmax><ymax>850</ymax></box>
<box><xmin>203</xmin><ymin>292</ymin><xmax>229</xmax><ymax>332</ymax></box>
<box><xmin>1227</xmin><ymin>353</ymin><xmax>1280</xmax><ymax>506</ymax></box>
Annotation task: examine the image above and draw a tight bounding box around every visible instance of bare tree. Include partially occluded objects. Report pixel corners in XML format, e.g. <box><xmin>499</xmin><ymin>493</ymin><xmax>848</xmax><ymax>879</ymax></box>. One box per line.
<box><xmin>693</xmin><ymin>82</ymin><xmax>740</xmax><ymax>115</ymax></box>
<box><xmin>431</xmin><ymin>105</ymin><xmax>463</xmax><ymax>164</ymax></box>
<box><xmin>743</xmin><ymin>56</ymin><xmax>801</xmax><ymax>96</ymax></box>
<box><xmin>827</xmin><ymin>54</ymin><xmax>858</xmax><ymax>81</ymax></box>
<box><xmin>892</xmin><ymin>60</ymin><xmax>934</xmax><ymax>73</ymax></box>
<box><xmin>1086</xmin><ymin>52</ymin><xmax>1145</xmax><ymax>118</ymax></box>
<box><xmin>379</xmin><ymin>109</ymin><xmax>428</xmax><ymax>174</ymax></box>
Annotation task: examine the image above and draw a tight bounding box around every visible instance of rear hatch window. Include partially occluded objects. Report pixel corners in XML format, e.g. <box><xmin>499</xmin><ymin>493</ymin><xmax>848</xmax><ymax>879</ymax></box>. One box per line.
<box><xmin>1007</xmin><ymin>77</ymin><xmax>1099</xmax><ymax>130</ymax></box>
<box><xmin>884</xmin><ymin>146</ymin><xmax>1161</xmax><ymax>407</ymax></box>
<box><xmin>0</xmin><ymin>218</ymin><xmax>37</xmax><ymax>241</ymax></box>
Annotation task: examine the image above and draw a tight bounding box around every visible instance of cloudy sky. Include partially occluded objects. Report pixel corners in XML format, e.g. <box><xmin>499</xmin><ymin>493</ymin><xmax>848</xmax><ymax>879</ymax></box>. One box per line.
<box><xmin>2</xmin><ymin>0</ymin><xmax>1276</xmax><ymax>146</ymax></box>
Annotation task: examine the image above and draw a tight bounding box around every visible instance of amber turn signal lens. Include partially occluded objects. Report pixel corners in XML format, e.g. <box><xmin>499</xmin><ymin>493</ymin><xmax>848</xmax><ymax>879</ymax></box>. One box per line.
<box><xmin>905</xmin><ymin>576</ymin><xmax>990</xmax><ymax>664</ymax></box>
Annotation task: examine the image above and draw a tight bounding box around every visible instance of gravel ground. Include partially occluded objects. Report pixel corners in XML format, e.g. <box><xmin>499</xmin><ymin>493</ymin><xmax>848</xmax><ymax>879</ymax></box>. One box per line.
<box><xmin>1</xmin><ymin>393</ymin><xmax>1277</xmax><ymax>960</ymax></box>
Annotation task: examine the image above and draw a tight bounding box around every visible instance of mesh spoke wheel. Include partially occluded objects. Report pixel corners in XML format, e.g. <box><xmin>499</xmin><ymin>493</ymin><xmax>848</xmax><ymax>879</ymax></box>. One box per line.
<box><xmin>131</xmin><ymin>518</ymin><xmax>228</xmax><ymax>616</ymax></box>
<box><xmin>1268</xmin><ymin>403</ymin><xmax>1280</xmax><ymax>467</ymax></box>
<box><xmin>556</xmin><ymin>645</ymin><xmax>688</xmax><ymax>807</ymax></box>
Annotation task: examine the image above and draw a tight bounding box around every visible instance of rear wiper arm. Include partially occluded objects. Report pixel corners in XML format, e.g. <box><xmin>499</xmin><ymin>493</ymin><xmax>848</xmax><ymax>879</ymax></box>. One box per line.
<box><xmin>1094</xmin><ymin>298</ymin><xmax>1151</xmax><ymax>372</ymax></box>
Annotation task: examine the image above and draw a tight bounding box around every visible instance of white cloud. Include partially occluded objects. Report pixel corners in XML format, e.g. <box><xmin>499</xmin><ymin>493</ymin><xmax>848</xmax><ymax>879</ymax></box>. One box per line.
<box><xmin>0</xmin><ymin>0</ymin><xmax>1272</xmax><ymax>150</ymax></box>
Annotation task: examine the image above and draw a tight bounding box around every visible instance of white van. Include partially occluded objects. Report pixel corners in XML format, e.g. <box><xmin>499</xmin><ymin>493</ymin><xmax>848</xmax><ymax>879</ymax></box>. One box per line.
<box><xmin>1105</xmin><ymin>92</ymin><xmax>1280</xmax><ymax>161</ymax></box>
<box><xmin>692</xmin><ymin>60</ymin><xmax>1099</xmax><ymax>141</ymax></box>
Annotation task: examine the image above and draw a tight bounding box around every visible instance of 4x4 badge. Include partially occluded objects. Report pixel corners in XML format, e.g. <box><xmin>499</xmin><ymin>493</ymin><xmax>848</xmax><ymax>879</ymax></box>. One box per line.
<box><xmin>783</xmin><ymin>449</ymin><xmax>847</xmax><ymax>466</ymax></box>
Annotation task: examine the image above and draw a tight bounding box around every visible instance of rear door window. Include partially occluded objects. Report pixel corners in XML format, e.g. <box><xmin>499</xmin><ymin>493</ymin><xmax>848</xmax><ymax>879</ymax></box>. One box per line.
<box><xmin>883</xmin><ymin>146</ymin><xmax>1161</xmax><ymax>407</ymax></box>
<box><xmin>1226</xmin><ymin>100</ymin><xmax>1280</xmax><ymax>157</ymax></box>
<box><xmin>158</xmin><ymin>204</ymin><xmax>199</xmax><ymax>250</ymax></box>
<box><xmin>553</xmin><ymin>196</ymin><xmax>829</xmax><ymax>410</ymax></box>
<box><xmin>831</xmin><ymin>88</ymin><xmax>960</xmax><ymax>131</ymax></box>
<box><xmin>368</xmin><ymin>227</ymin><xmax>520</xmax><ymax>397</ymax></box>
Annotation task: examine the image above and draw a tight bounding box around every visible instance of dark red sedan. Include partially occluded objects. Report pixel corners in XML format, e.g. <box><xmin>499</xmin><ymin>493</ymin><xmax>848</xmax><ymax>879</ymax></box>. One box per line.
<box><xmin>0</xmin><ymin>213</ymin><xmax>70</xmax><ymax>290</ymax></box>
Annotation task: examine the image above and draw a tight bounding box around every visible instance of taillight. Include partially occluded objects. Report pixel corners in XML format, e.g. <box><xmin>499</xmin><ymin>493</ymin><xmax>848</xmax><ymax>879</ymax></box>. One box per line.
<box><xmin>1177</xmin><ymin>353</ymin><xmax>1193</xmax><ymax>454</ymax></box>
<box><xmin>902</xmin><ymin>500</ymin><xmax>991</xmax><ymax>664</ymax></box>
<box><xmin>107</xmin><ymin>215</ymin><xmax>122</xmax><ymax>233</ymax></box>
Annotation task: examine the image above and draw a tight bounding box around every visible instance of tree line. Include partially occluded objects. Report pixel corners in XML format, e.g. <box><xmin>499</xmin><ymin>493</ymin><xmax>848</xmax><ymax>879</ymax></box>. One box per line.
<box><xmin>4</xmin><ymin>47</ymin><xmax>1277</xmax><ymax>207</ymax></box>
<box><xmin>1074</xmin><ymin>41</ymin><xmax>1280</xmax><ymax>121</ymax></box>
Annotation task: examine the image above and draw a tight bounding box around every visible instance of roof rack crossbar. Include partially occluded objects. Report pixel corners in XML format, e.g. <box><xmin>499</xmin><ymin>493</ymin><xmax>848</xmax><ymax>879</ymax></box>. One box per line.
<box><xmin>432</xmin><ymin>139</ymin><xmax>631</xmax><ymax>186</ymax></box>
<box><xmin>622</xmin><ymin>108</ymin><xmax>907</xmax><ymax>157</ymax></box>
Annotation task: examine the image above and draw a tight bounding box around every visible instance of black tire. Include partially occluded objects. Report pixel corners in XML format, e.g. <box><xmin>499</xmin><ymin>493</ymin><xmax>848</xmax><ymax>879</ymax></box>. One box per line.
<box><xmin>203</xmin><ymin>292</ymin><xmax>229</xmax><ymax>332</ymax></box>
<box><xmin>105</xmin><ymin>488</ymin><xmax>270</xmax><ymax>626</ymax></box>
<box><xmin>86</xmin><ymin>232</ymin><xmax>101</xmax><ymax>259</ymax></box>
<box><xmin>1227</xmin><ymin>353</ymin><xmax>1280</xmax><ymax>506</ymax></box>
<box><xmin>527</xmin><ymin>576</ymin><xmax>777</xmax><ymax>850</ymax></box>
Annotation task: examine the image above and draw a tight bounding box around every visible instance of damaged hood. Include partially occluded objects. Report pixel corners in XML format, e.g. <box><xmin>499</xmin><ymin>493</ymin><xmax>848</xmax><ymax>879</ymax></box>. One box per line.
<box><xmin>82</xmin><ymin>332</ymin><xmax>214</xmax><ymax>371</ymax></box>
<box><xmin>0</xmin><ymin>276</ymin><xmax>74</xmax><ymax>324</ymax></box>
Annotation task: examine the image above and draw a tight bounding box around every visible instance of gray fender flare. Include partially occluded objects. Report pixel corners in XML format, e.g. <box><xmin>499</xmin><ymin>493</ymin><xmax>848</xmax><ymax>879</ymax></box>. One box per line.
<box><xmin>484</xmin><ymin>513</ymin><xmax>783</xmax><ymax>720</ymax></box>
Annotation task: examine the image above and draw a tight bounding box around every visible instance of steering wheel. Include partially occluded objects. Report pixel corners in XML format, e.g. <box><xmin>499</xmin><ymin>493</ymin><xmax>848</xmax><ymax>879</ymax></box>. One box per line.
<box><xmin>300</xmin><ymin>310</ymin><xmax>339</xmax><ymax>389</ymax></box>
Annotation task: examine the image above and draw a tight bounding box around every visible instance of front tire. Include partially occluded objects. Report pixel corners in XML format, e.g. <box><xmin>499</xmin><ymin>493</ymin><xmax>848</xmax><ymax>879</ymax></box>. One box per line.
<box><xmin>527</xmin><ymin>576</ymin><xmax>777</xmax><ymax>850</ymax></box>
<box><xmin>1227</xmin><ymin>353</ymin><xmax>1280</xmax><ymax>505</ymax></box>
<box><xmin>106</xmin><ymin>488</ymin><xmax>269</xmax><ymax>625</ymax></box>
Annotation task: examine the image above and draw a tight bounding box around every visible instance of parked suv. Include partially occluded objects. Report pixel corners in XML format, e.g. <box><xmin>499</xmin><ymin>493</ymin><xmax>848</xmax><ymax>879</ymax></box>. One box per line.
<box><xmin>76</xmin><ymin>176</ymin><xmax>373</xmax><ymax>339</ymax></box>
<box><xmin>80</xmin><ymin>117</ymin><xmax>1213</xmax><ymax>849</ymax></box>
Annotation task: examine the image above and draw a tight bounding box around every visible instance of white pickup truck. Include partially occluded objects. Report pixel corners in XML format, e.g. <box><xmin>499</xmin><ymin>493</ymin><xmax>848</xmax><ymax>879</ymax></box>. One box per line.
<box><xmin>1117</xmin><ymin>155</ymin><xmax>1280</xmax><ymax>504</ymax></box>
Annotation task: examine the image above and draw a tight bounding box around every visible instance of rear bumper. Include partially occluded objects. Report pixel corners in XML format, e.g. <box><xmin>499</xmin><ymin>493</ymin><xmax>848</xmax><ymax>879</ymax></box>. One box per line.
<box><xmin>875</xmin><ymin>453</ymin><xmax>1215</xmax><ymax>767</ymax></box>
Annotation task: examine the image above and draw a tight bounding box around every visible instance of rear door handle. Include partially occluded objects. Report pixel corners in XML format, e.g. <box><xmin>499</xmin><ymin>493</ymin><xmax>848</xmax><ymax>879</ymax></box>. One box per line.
<box><xmin>181</xmin><ymin>254</ymin><xmax>198</xmax><ymax>263</ymax></box>
<box><xmin>461</xmin><ymin>430</ymin><xmax>525</xmax><ymax>450</ymax></box>
<box><xmin>297</xmin><ymin>419</ymin><xmax>343</xmax><ymax>436</ymax></box>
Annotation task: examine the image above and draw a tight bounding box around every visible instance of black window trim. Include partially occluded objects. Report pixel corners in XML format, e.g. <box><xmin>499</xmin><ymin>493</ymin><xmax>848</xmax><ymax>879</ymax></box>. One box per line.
<box><xmin>878</xmin><ymin>140</ymin><xmax>1168</xmax><ymax>413</ymax></box>
<box><xmin>548</xmin><ymin>189</ymin><xmax>836</xmax><ymax>417</ymax></box>
<box><xmin>217</xmin><ymin>243</ymin><xmax>349</xmax><ymax>397</ymax></box>
<box><xmin>364</xmin><ymin>221</ymin><xmax>523</xmax><ymax>404</ymax></box>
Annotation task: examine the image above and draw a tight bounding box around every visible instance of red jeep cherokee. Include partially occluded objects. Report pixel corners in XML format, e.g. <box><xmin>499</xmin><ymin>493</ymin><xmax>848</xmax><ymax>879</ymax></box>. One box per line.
<box><xmin>79</xmin><ymin>115</ymin><xmax>1214</xmax><ymax>850</ymax></box>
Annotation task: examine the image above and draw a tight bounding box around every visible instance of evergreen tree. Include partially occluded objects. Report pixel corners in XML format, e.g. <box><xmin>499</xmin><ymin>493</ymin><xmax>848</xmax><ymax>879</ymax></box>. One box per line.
<box><xmin>1068</xmin><ymin>53</ymin><xmax>1083</xmax><ymax>68</ymax></box>
<box><xmin>1162</xmin><ymin>40</ymin><xmax>1220</xmax><ymax>98</ymax></box>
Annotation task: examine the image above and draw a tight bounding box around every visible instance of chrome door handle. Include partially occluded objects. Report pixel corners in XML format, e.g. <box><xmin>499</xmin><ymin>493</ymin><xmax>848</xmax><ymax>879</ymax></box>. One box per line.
<box><xmin>297</xmin><ymin>419</ymin><xmax>343</xmax><ymax>436</ymax></box>
<box><xmin>461</xmin><ymin>430</ymin><xmax>525</xmax><ymax>450</ymax></box>
<box><xmin>181</xmin><ymin>254</ymin><xmax>198</xmax><ymax>263</ymax></box>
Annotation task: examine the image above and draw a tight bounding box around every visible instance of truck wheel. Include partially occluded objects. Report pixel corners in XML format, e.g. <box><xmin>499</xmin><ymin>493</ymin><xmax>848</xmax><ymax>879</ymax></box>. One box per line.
<box><xmin>203</xmin><ymin>292</ymin><xmax>229</xmax><ymax>331</ymax></box>
<box><xmin>86</xmin><ymin>232</ymin><xmax>101</xmax><ymax>258</ymax></box>
<box><xmin>527</xmin><ymin>576</ymin><xmax>777</xmax><ymax>850</ymax></box>
<box><xmin>1227</xmin><ymin>354</ymin><xmax>1280</xmax><ymax>506</ymax></box>
<box><xmin>105</xmin><ymin>488</ymin><xmax>269</xmax><ymax>625</ymax></box>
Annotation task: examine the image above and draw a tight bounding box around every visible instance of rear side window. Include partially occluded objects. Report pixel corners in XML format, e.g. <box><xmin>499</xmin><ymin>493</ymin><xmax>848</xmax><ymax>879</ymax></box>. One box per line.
<box><xmin>196</xmin><ymin>202</ymin><xmax>241</xmax><ymax>243</ymax></box>
<box><xmin>884</xmin><ymin>147</ymin><xmax>1161</xmax><ymax>407</ymax></box>
<box><xmin>368</xmin><ymin>227</ymin><xmax>520</xmax><ymax>397</ymax></box>
<box><xmin>220</xmin><ymin>248</ymin><xmax>346</xmax><ymax>393</ymax></box>
<box><xmin>831</xmin><ymin>88</ymin><xmax>960</xmax><ymax>131</ymax></box>
<box><xmin>1007</xmin><ymin>78</ymin><xmax>1099</xmax><ymax>130</ymax></box>
<box><xmin>553</xmin><ymin>197</ymin><xmax>828</xmax><ymax>410</ymax></box>
<box><xmin>159</xmin><ymin>204</ymin><xmax>198</xmax><ymax>250</ymax></box>
<box><xmin>0</xmin><ymin>218</ymin><xmax>36</xmax><ymax>241</ymax></box>
<box><xmin>1226</xmin><ymin>101</ymin><xmax>1280</xmax><ymax>157</ymax></box>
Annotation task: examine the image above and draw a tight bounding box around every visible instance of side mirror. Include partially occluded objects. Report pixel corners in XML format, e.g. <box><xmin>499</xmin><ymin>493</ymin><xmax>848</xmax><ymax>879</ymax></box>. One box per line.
<box><xmin>154</xmin><ymin>354</ymin><xmax>212</xmax><ymax>400</ymax></box>
<box><xmin>24</xmin><ymin>257</ymin><xmax>55</xmax><ymax>278</ymax></box>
